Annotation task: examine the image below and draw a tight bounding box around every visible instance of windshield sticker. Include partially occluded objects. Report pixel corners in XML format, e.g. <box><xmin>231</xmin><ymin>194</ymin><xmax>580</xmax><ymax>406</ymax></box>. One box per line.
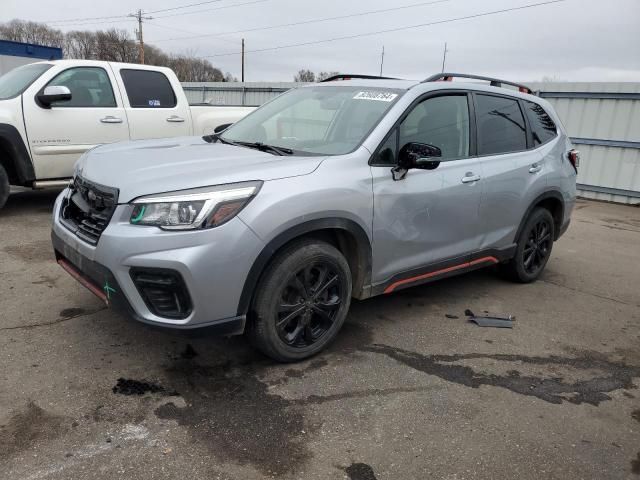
<box><xmin>148</xmin><ymin>99</ymin><xmax>161</xmax><ymax>107</ymax></box>
<box><xmin>353</xmin><ymin>91</ymin><xmax>398</xmax><ymax>102</ymax></box>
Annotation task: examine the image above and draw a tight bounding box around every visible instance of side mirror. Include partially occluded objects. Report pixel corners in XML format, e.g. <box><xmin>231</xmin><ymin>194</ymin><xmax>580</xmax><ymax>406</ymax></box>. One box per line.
<box><xmin>392</xmin><ymin>142</ymin><xmax>442</xmax><ymax>181</ymax></box>
<box><xmin>214</xmin><ymin>123</ymin><xmax>232</xmax><ymax>134</ymax></box>
<box><xmin>398</xmin><ymin>142</ymin><xmax>442</xmax><ymax>169</ymax></box>
<box><xmin>37</xmin><ymin>86</ymin><xmax>72</xmax><ymax>108</ymax></box>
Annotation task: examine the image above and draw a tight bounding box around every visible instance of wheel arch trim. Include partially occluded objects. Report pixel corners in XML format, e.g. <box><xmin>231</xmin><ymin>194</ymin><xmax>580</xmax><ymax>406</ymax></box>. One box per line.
<box><xmin>0</xmin><ymin>123</ymin><xmax>35</xmax><ymax>185</ymax></box>
<box><xmin>236</xmin><ymin>217</ymin><xmax>373</xmax><ymax>317</ymax></box>
<box><xmin>514</xmin><ymin>190</ymin><xmax>565</xmax><ymax>243</ymax></box>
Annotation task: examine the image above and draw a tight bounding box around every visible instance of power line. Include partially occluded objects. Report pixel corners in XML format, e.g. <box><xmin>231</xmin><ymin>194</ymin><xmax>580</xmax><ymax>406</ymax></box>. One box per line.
<box><xmin>201</xmin><ymin>0</ymin><xmax>567</xmax><ymax>58</ymax></box>
<box><xmin>47</xmin><ymin>15</ymin><xmax>131</xmax><ymax>26</ymax></box>
<box><xmin>152</xmin><ymin>0</ymin><xmax>268</xmax><ymax>19</ymax></box>
<box><xmin>48</xmin><ymin>19</ymin><xmax>136</xmax><ymax>28</ymax></box>
<box><xmin>147</xmin><ymin>0</ymin><xmax>225</xmax><ymax>15</ymax></box>
<box><xmin>148</xmin><ymin>0</ymin><xmax>452</xmax><ymax>43</ymax></box>
<box><xmin>144</xmin><ymin>20</ymin><xmax>240</xmax><ymax>45</ymax></box>
<box><xmin>43</xmin><ymin>0</ymin><xmax>265</xmax><ymax>26</ymax></box>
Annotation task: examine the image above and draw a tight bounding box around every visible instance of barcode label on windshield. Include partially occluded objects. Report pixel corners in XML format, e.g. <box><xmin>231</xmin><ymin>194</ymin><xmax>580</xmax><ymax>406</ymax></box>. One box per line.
<box><xmin>353</xmin><ymin>91</ymin><xmax>398</xmax><ymax>102</ymax></box>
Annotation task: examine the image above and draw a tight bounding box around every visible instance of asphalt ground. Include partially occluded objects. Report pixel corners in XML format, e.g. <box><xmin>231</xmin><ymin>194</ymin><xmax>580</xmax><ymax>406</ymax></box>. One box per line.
<box><xmin>1</xmin><ymin>190</ymin><xmax>639</xmax><ymax>479</ymax></box>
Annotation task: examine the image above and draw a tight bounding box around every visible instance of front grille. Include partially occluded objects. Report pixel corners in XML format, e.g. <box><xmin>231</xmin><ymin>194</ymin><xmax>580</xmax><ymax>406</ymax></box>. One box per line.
<box><xmin>130</xmin><ymin>268</ymin><xmax>192</xmax><ymax>319</ymax></box>
<box><xmin>60</xmin><ymin>176</ymin><xmax>119</xmax><ymax>245</ymax></box>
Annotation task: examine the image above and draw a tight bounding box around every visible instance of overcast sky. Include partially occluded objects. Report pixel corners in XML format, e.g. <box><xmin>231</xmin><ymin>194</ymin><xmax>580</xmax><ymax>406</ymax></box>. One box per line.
<box><xmin>4</xmin><ymin>0</ymin><xmax>640</xmax><ymax>82</ymax></box>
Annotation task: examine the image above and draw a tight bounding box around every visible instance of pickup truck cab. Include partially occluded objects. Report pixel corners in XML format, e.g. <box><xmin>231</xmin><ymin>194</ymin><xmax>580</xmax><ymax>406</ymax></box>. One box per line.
<box><xmin>0</xmin><ymin>59</ymin><xmax>253</xmax><ymax>209</ymax></box>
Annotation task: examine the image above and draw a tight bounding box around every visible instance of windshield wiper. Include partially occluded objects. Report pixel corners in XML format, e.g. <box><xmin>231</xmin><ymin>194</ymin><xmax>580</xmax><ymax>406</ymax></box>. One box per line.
<box><xmin>235</xmin><ymin>141</ymin><xmax>294</xmax><ymax>156</ymax></box>
<box><xmin>203</xmin><ymin>135</ymin><xmax>293</xmax><ymax>156</ymax></box>
<box><xmin>203</xmin><ymin>133</ymin><xmax>238</xmax><ymax>146</ymax></box>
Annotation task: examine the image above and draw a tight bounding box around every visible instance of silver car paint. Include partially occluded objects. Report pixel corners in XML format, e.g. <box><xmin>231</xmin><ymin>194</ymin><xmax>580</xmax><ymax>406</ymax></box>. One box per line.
<box><xmin>77</xmin><ymin>137</ymin><xmax>327</xmax><ymax>203</ymax></box>
<box><xmin>52</xmin><ymin>79</ymin><xmax>576</xmax><ymax>329</ymax></box>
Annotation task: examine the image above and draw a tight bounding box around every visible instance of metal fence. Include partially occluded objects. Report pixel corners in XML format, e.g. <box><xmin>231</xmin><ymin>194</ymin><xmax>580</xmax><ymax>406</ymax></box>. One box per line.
<box><xmin>182</xmin><ymin>82</ymin><xmax>301</xmax><ymax>106</ymax></box>
<box><xmin>530</xmin><ymin>82</ymin><xmax>640</xmax><ymax>205</ymax></box>
<box><xmin>183</xmin><ymin>81</ymin><xmax>640</xmax><ymax>204</ymax></box>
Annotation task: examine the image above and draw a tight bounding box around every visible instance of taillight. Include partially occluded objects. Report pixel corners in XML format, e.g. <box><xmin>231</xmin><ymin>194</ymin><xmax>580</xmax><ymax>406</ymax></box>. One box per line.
<box><xmin>568</xmin><ymin>149</ymin><xmax>580</xmax><ymax>172</ymax></box>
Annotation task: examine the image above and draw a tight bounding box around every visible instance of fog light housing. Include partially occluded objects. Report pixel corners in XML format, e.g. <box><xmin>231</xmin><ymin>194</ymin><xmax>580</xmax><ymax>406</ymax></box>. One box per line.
<box><xmin>130</xmin><ymin>268</ymin><xmax>192</xmax><ymax>319</ymax></box>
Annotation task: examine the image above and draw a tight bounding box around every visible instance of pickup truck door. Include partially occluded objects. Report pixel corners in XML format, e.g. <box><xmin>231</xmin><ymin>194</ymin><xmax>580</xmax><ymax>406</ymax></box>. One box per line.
<box><xmin>110</xmin><ymin>65</ymin><xmax>192</xmax><ymax>140</ymax></box>
<box><xmin>23</xmin><ymin>65</ymin><xmax>130</xmax><ymax>180</ymax></box>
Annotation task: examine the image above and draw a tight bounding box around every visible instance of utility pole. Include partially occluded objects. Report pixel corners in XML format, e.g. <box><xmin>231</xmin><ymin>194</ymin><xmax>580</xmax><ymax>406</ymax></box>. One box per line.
<box><xmin>241</xmin><ymin>38</ymin><xmax>245</xmax><ymax>82</ymax></box>
<box><xmin>129</xmin><ymin>9</ymin><xmax>152</xmax><ymax>64</ymax></box>
<box><xmin>441</xmin><ymin>42</ymin><xmax>448</xmax><ymax>73</ymax></box>
<box><xmin>379</xmin><ymin>45</ymin><xmax>385</xmax><ymax>77</ymax></box>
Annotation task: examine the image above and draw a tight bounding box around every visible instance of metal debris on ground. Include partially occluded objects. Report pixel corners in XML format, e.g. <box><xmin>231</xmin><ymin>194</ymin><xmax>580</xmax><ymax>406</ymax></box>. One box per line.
<box><xmin>465</xmin><ymin>309</ymin><xmax>515</xmax><ymax>328</ymax></box>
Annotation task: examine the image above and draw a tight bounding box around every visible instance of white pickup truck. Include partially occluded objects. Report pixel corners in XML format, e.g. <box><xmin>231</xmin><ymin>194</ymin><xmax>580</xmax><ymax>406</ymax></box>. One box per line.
<box><xmin>0</xmin><ymin>59</ymin><xmax>254</xmax><ymax>209</ymax></box>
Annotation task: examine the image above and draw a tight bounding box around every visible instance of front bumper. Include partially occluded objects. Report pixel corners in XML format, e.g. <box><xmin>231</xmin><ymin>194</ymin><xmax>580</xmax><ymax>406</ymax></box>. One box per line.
<box><xmin>51</xmin><ymin>189</ymin><xmax>264</xmax><ymax>332</ymax></box>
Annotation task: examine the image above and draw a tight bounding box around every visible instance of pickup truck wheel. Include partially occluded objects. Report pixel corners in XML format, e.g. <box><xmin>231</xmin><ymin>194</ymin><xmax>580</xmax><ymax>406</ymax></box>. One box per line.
<box><xmin>0</xmin><ymin>164</ymin><xmax>9</xmax><ymax>210</ymax></box>
<box><xmin>248</xmin><ymin>239</ymin><xmax>352</xmax><ymax>362</ymax></box>
<box><xmin>501</xmin><ymin>208</ymin><xmax>555</xmax><ymax>283</ymax></box>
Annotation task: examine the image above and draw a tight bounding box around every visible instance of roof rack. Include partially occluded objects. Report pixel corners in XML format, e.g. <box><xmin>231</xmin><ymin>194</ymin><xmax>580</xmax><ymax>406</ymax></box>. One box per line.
<box><xmin>320</xmin><ymin>74</ymin><xmax>401</xmax><ymax>82</ymax></box>
<box><xmin>423</xmin><ymin>73</ymin><xmax>534</xmax><ymax>95</ymax></box>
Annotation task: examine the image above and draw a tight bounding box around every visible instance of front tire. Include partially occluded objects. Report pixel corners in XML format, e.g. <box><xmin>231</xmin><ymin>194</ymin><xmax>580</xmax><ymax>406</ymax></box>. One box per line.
<box><xmin>0</xmin><ymin>164</ymin><xmax>9</xmax><ymax>210</ymax></box>
<box><xmin>248</xmin><ymin>239</ymin><xmax>352</xmax><ymax>362</ymax></box>
<box><xmin>501</xmin><ymin>208</ymin><xmax>555</xmax><ymax>283</ymax></box>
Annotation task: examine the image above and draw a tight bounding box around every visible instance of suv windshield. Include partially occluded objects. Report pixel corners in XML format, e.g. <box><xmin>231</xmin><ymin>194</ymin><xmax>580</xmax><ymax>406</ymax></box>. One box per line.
<box><xmin>0</xmin><ymin>63</ymin><xmax>52</xmax><ymax>100</ymax></box>
<box><xmin>221</xmin><ymin>85</ymin><xmax>404</xmax><ymax>155</ymax></box>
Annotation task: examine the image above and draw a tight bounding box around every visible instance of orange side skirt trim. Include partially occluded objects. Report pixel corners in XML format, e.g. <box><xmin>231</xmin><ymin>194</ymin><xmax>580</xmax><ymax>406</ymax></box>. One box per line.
<box><xmin>383</xmin><ymin>256</ymin><xmax>499</xmax><ymax>294</ymax></box>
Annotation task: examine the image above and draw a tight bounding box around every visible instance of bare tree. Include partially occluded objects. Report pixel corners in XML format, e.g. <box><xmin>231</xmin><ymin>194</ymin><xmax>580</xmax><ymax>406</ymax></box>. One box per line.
<box><xmin>317</xmin><ymin>71</ymin><xmax>340</xmax><ymax>81</ymax></box>
<box><xmin>95</xmin><ymin>29</ymin><xmax>137</xmax><ymax>63</ymax></box>
<box><xmin>0</xmin><ymin>19</ymin><xmax>63</xmax><ymax>47</ymax></box>
<box><xmin>294</xmin><ymin>69</ymin><xmax>316</xmax><ymax>82</ymax></box>
<box><xmin>64</xmin><ymin>30</ymin><xmax>97</xmax><ymax>59</ymax></box>
<box><xmin>0</xmin><ymin>19</ymin><xmax>236</xmax><ymax>82</ymax></box>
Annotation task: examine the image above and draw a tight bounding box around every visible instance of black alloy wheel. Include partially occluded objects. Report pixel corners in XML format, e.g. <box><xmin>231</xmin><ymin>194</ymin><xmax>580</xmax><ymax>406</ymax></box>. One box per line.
<box><xmin>249</xmin><ymin>239</ymin><xmax>352</xmax><ymax>362</ymax></box>
<box><xmin>500</xmin><ymin>207</ymin><xmax>555</xmax><ymax>283</ymax></box>
<box><xmin>276</xmin><ymin>262</ymin><xmax>343</xmax><ymax>348</ymax></box>
<box><xmin>523</xmin><ymin>217</ymin><xmax>553</xmax><ymax>275</ymax></box>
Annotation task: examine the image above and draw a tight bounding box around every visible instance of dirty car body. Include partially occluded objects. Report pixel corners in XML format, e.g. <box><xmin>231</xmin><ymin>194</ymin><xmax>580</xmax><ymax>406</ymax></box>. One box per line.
<box><xmin>52</xmin><ymin>74</ymin><xmax>577</xmax><ymax>361</ymax></box>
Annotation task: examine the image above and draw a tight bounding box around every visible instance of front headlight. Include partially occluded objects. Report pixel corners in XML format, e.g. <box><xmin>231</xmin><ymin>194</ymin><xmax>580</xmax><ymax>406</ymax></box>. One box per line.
<box><xmin>129</xmin><ymin>181</ymin><xmax>262</xmax><ymax>230</ymax></box>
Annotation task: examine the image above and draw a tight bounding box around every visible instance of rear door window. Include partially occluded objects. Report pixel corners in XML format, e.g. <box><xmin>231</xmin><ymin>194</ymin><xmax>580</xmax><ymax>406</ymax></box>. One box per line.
<box><xmin>120</xmin><ymin>69</ymin><xmax>176</xmax><ymax>108</ymax></box>
<box><xmin>475</xmin><ymin>94</ymin><xmax>527</xmax><ymax>155</ymax></box>
<box><xmin>524</xmin><ymin>101</ymin><xmax>557</xmax><ymax>146</ymax></box>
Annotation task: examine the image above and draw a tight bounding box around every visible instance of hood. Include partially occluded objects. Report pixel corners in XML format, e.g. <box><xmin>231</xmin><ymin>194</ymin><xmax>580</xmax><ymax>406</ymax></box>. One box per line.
<box><xmin>77</xmin><ymin>136</ymin><xmax>326</xmax><ymax>203</ymax></box>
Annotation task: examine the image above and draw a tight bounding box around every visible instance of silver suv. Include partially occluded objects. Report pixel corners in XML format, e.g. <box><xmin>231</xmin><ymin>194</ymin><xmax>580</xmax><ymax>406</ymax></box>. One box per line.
<box><xmin>51</xmin><ymin>73</ymin><xmax>578</xmax><ymax>362</ymax></box>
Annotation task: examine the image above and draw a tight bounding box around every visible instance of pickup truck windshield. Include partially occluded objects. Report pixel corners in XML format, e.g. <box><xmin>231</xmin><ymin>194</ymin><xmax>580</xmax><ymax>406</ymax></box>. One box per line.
<box><xmin>0</xmin><ymin>63</ymin><xmax>52</xmax><ymax>100</ymax></box>
<box><xmin>221</xmin><ymin>85</ymin><xmax>404</xmax><ymax>155</ymax></box>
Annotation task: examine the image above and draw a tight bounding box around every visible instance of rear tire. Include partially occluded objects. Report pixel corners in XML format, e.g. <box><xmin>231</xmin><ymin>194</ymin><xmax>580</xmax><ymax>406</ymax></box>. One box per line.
<box><xmin>501</xmin><ymin>208</ymin><xmax>555</xmax><ymax>283</ymax></box>
<box><xmin>247</xmin><ymin>239</ymin><xmax>352</xmax><ymax>362</ymax></box>
<box><xmin>0</xmin><ymin>164</ymin><xmax>9</xmax><ymax>211</ymax></box>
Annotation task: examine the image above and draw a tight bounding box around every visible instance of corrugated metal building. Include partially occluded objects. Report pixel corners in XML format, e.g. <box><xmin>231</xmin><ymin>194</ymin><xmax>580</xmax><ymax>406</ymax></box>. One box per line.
<box><xmin>182</xmin><ymin>82</ymin><xmax>300</xmax><ymax>106</ymax></box>
<box><xmin>183</xmin><ymin>80</ymin><xmax>640</xmax><ymax>204</ymax></box>
<box><xmin>0</xmin><ymin>39</ymin><xmax>63</xmax><ymax>76</ymax></box>
<box><xmin>530</xmin><ymin>82</ymin><xmax>640</xmax><ymax>205</ymax></box>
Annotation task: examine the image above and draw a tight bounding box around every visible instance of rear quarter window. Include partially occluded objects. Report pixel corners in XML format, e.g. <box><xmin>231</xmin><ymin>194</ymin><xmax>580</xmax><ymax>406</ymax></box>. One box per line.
<box><xmin>475</xmin><ymin>94</ymin><xmax>527</xmax><ymax>155</ymax></box>
<box><xmin>120</xmin><ymin>69</ymin><xmax>177</xmax><ymax>108</ymax></box>
<box><xmin>524</xmin><ymin>101</ymin><xmax>557</xmax><ymax>146</ymax></box>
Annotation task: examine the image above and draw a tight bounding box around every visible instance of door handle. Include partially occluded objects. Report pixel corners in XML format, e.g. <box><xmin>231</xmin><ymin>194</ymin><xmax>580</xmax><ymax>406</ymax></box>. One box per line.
<box><xmin>166</xmin><ymin>115</ymin><xmax>185</xmax><ymax>123</ymax></box>
<box><xmin>100</xmin><ymin>116</ymin><xmax>123</xmax><ymax>124</ymax></box>
<box><xmin>461</xmin><ymin>173</ymin><xmax>481</xmax><ymax>184</ymax></box>
<box><xmin>529</xmin><ymin>163</ymin><xmax>542</xmax><ymax>174</ymax></box>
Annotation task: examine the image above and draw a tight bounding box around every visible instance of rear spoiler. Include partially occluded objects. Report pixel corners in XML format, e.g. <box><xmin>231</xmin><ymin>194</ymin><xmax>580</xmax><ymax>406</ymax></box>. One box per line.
<box><xmin>423</xmin><ymin>73</ymin><xmax>534</xmax><ymax>95</ymax></box>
